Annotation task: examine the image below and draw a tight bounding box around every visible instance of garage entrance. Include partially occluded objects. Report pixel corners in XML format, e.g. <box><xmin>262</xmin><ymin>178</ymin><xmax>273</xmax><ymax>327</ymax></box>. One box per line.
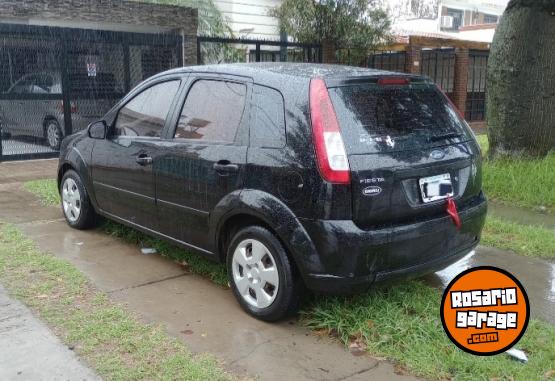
<box><xmin>0</xmin><ymin>23</ymin><xmax>183</xmax><ymax>161</ymax></box>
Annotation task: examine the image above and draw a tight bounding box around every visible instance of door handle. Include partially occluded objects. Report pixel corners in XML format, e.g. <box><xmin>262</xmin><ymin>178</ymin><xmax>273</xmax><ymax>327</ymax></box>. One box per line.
<box><xmin>136</xmin><ymin>154</ymin><xmax>153</xmax><ymax>166</ymax></box>
<box><xmin>213</xmin><ymin>161</ymin><xmax>239</xmax><ymax>174</ymax></box>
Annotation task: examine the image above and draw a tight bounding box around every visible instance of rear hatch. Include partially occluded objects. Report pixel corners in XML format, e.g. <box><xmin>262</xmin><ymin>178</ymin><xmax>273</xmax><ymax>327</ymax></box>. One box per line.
<box><xmin>327</xmin><ymin>77</ymin><xmax>482</xmax><ymax>229</ymax></box>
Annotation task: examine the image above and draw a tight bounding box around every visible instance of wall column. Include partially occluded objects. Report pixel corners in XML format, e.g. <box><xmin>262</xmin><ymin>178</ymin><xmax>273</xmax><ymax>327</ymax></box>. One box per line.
<box><xmin>404</xmin><ymin>42</ymin><xmax>421</xmax><ymax>74</ymax></box>
<box><xmin>322</xmin><ymin>39</ymin><xmax>336</xmax><ymax>64</ymax></box>
<box><xmin>453</xmin><ymin>48</ymin><xmax>470</xmax><ymax>117</ymax></box>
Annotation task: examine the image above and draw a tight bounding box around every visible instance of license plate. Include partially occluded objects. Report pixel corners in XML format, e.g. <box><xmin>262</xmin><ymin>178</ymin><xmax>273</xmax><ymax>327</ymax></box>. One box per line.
<box><xmin>419</xmin><ymin>173</ymin><xmax>453</xmax><ymax>203</ymax></box>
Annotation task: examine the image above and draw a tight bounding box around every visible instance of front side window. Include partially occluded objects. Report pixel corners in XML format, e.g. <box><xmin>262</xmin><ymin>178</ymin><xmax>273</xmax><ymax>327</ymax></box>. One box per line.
<box><xmin>114</xmin><ymin>80</ymin><xmax>180</xmax><ymax>137</ymax></box>
<box><xmin>175</xmin><ymin>79</ymin><xmax>246</xmax><ymax>143</ymax></box>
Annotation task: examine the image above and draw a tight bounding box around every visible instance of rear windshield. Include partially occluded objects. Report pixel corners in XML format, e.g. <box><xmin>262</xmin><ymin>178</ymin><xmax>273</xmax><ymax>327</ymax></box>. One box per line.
<box><xmin>329</xmin><ymin>83</ymin><xmax>472</xmax><ymax>154</ymax></box>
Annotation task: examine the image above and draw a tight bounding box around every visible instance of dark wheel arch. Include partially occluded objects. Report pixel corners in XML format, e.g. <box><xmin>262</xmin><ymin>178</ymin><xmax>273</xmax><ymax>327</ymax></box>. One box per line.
<box><xmin>211</xmin><ymin>190</ymin><xmax>323</xmax><ymax>284</ymax></box>
<box><xmin>57</xmin><ymin>162</ymin><xmax>74</xmax><ymax>190</ymax></box>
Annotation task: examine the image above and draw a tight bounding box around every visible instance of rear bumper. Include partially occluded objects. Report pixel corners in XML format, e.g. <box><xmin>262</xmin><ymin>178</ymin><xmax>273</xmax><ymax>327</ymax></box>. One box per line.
<box><xmin>298</xmin><ymin>195</ymin><xmax>487</xmax><ymax>294</ymax></box>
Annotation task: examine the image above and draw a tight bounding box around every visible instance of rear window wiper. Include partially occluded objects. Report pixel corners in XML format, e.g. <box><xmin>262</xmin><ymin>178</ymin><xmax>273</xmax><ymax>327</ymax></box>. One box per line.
<box><xmin>428</xmin><ymin>132</ymin><xmax>462</xmax><ymax>142</ymax></box>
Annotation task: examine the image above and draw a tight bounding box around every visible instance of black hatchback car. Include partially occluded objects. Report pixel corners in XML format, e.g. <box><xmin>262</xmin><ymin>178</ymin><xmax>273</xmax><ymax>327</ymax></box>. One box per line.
<box><xmin>58</xmin><ymin>63</ymin><xmax>487</xmax><ymax>321</ymax></box>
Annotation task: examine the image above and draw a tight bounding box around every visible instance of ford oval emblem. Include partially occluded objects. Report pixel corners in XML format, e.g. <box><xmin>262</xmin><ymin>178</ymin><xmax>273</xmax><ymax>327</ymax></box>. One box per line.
<box><xmin>430</xmin><ymin>149</ymin><xmax>445</xmax><ymax>160</ymax></box>
<box><xmin>363</xmin><ymin>186</ymin><xmax>382</xmax><ymax>197</ymax></box>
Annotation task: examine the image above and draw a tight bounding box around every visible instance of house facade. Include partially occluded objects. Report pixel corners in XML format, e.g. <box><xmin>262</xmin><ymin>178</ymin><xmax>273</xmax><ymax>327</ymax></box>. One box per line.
<box><xmin>439</xmin><ymin>0</ymin><xmax>508</xmax><ymax>32</ymax></box>
<box><xmin>213</xmin><ymin>0</ymin><xmax>282</xmax><ymax>39</ymax></box>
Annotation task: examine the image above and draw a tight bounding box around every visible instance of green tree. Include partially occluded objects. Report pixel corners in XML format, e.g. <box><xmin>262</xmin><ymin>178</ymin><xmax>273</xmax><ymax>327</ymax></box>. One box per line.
<box><xmin>271</xmin><ymin>0</ymin><xmax>392</xmax><ymax>65</ymax></box>
<box><xmin>486</xmin><ymin>0</ymin><xmax>555</xmax><ymax>157</ymax></box>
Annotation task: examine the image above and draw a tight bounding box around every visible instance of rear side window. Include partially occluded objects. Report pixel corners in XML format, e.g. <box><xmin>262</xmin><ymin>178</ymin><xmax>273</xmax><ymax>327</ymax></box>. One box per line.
<box><xmin>329</xmin><ymin>84</ymin><xmax>471</xmax><ymax>154</ymax></box>
<box><xmin>175</xmin><ymin>80</ymin><xmax>246</xmax><ymax>143</ymax></box>
<box><xmin>114</xmin><ymin>80</ymin><xmax>180</xmax><ymax>137</ymax></box>
<box><xmin>250</xmin><ymin>85</ymin><xmax>286</xmax><ymax>148</ymax></box>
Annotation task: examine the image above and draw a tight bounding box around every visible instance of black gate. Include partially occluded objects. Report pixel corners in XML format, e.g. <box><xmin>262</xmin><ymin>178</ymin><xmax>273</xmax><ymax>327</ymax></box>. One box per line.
<box><xmin>197</xmin><ymin>36</ymin><xmax>321</xmax><ymax>65</ymax></box>
<box><xmin>367</xmin><ymin>51</ymin><xmax>407</xmax><ymax>73</ymax></box>
<box><xmin>0</xmin><ymin>23</ymin><xmax>182</xmax><ymax>161</ymax></box>
<box><xmin>420</xmin><ymin>48</ymin><xmax>456</xmax><ymax>100</ymax></box>
<box><xmin>466</xmin><ymin>50</ymin><xmax>488</xmax><ymax>121</ymax></box>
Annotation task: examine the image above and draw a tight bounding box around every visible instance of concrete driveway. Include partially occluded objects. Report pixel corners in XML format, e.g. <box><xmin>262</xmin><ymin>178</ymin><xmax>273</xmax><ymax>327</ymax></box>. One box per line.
<box><xmin>0</xmin><ymin>159</ymin><xmax>419</xmax><ymax>381</ymax></box>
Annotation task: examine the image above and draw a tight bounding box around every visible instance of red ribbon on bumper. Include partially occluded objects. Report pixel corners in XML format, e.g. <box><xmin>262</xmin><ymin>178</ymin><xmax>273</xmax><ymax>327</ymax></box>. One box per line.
<box><xmin>446</xmin><ymin>197</ymin><xmax>461</xmax><ymax>230</ymax></box>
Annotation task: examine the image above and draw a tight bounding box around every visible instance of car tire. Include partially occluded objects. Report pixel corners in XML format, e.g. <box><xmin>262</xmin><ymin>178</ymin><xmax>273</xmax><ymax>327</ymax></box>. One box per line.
<box><xmin>45</xmin><ymin>120</ymin><xmax>62</xmax><ymax>150</ymax></box>
<box><xmin>60</xmin><ymin>170</ymin><xmax>98</xmax><ymax>230</ymax></box>
<box><xmin>227</xmin><ymin>225</ymin><xmax>303</xmax><ymax>321</ymax></box>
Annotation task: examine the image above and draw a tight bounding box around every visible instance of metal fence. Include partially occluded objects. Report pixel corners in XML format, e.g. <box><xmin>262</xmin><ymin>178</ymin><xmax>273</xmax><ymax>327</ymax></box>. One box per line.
<box><xmin>466</xmin><ymin>50</ymin><xmax>489</xmax><ymax>121</ymax></box>
<box><xmin>367</xmin><ymin>51</ymin><xmax>406</xmax><ymax>73</ymax></box>
<box><xmin>197</xmin><ymin>36</ymin><xmax>321</xmax><ymax>65</ymax></box>
<box><xmin>420</xmin><ymin>48</ymin><xmax>456</xmax><ymax>99</ymax></box>
<box><xmin>0</xmin><ymin>23</ymin><xmax>182</xmax><ymax>161</ymax></box>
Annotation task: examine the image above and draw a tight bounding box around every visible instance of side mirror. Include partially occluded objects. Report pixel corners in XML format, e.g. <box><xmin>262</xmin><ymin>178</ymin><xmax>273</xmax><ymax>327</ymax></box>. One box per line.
<box><xmin>88</xmin><ymin>120</ymin><xmax>107</xmax><ymax>139</ymax></box>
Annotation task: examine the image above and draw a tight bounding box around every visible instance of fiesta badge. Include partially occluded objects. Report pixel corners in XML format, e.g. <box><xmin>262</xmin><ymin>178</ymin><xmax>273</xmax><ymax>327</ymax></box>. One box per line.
<box><xmin>362</xmin><ymin>186</ymin><xmax>382</xmax><ymax>197</ymax></box>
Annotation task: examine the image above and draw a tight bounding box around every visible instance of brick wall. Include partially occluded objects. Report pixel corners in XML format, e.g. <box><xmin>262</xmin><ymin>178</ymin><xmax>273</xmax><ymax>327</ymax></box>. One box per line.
<box><xmin>0</xmin><ymin>0</ymin><xmax>198</xmax><ymax>65</ymax></box>
<box><xmin>404</xmin><ymin>44</ymin><xmax>422</xmax><ymax>74</ymax></box>
<box><xmin>452</xmin><ymin>48</ymin><xmax>469</xmax><ymax>117</ymax></box>
<box><xmin>322</xmin><ymin>39</ymin><xmax>336</xmax><ymax>64</ymax></box>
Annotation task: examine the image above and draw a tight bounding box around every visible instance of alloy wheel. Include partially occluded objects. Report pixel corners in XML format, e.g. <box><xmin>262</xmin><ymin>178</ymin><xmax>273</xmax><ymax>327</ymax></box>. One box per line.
<box><xmin>47</xmin><ymin>122</ymin><xmax>60</xmax><ymax>149</ymax></box>
<box><xmin>232</xmin><ymin>239</ymin><xmax>280</xmax><ymax>309</ymax></box>
<box><xmin>62</xmin><ymin>178</ymin><xmax>81</xmax><ymax>223</ymax></box>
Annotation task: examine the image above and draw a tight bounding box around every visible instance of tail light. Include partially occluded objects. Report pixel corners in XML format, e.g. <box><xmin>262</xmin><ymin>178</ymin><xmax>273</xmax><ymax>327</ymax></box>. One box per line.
<box><xmin>378</xmin><ymin>77</ymin><xmax>410</xmax><ymax>85</ymax></box>
<box><xmin>60</xmin><ymin>100</ymin><xmax>78</xmax><ymax>114</ymax></box>
<box><xmin>309</xmin><ymin>78</ymin><xmax>350</xmax><ymax>184</ymax></box>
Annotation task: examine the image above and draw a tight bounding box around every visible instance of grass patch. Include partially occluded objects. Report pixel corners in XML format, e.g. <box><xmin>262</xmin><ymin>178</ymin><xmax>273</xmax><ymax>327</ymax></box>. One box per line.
<box><xmin>0</xmin><ymin>224</ymin><xmax>234</xmax><ymax>381</ymax></box>
<box><xmin>476</xmin><ymin>134</ymin><xmax>489</xmax><ymax>155</ymax></box>
<box><xmin>302</xmin><ymin>281</ymin><xmax>555</xmax><ymax>380</ymax></box>
<box><xmin>483</xmin><ymin>216</ymin><xmax>555</xmax><ymax>259</ymax></box>
<box><xmin>24</xmin><ymin>178</ymin><xmax>59</xmax><ymax>206</ymax></box>
<box><xmin>476</xmin><ymin>134</ymin><xmax>555</xmax><ymax>213</ymax></box>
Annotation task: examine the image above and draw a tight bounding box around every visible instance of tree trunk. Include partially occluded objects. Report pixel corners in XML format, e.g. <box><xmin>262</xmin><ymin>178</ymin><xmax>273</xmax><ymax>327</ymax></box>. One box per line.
<box><xmin>486</xmin><ymin>1</ymin><xmax>555</xmax><ymax>157</ymax></box>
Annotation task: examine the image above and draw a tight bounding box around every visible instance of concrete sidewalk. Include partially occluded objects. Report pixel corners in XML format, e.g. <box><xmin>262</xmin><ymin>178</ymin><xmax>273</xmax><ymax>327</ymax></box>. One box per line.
<box><xmin>0</xmin><ymin>285</ymin><xmax>99</xmax><ymax>381</ymax></box>
<box><xmin>0</xmin><ymin>159</ymin><xmax>418</xmax><ymax>381</ymax></box>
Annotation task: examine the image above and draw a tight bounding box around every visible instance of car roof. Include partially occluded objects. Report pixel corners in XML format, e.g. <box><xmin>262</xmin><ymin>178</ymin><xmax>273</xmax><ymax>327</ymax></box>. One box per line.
<box><xmin>155</xmin><ymin>62</ymin><xmax>420</xmax><ymax>83</ymax></box>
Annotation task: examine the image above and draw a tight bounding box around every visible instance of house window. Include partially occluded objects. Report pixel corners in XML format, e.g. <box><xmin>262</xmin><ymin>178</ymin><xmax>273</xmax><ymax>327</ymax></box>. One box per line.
<box><xmin>483</xmin><ymin>14</ymin><xmax>498</xmax><ymax>24</ymax></box>
<box><xmin>442</xmin><ymin>8</ymin><xmax>463</xmax><ymax>31</ymax></box>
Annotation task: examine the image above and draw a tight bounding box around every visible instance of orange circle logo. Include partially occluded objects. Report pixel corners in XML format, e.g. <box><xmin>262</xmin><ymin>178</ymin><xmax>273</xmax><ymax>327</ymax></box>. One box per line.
<box><xmin>440</xmin><ymin>266</ymin><xmax>529</xmax><ymax>356</ymax></box>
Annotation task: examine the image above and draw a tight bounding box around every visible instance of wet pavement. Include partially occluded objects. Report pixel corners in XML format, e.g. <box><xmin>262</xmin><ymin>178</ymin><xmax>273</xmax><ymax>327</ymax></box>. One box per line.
<box><xmin>1</xmin><ymin>159</ymin><xmax>554</xmax><ymax>380</ymax></box>
<box><xmin>0</xmin><ymin>285</ymin><xmax>99</xmax><ymax>381</ymax></box>
<box><xmin>488</xmin><ymin>201</ymin><xmax>555</xmax><ymax>231</ymax></box>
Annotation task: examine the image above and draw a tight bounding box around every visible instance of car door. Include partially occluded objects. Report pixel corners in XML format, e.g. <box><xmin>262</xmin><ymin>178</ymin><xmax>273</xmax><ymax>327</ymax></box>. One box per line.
<box><xmin>91</xmin><ymin>78</ymin><xmax>182</xmax><ymax>231</ymax></box>
<box><xmin>1</xmin><ymin>75</ymin><xmax>34</xmax><ymax>135</ymax></box>
<box><xmin>155</xmin><ymin>75</ymin><xmax>250</xmax><ymax>253</ymax></box>
<box><xmin>27</xmin><ymin>73</ymin><xmax>58</xmax><ymax>139</ymax></box>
